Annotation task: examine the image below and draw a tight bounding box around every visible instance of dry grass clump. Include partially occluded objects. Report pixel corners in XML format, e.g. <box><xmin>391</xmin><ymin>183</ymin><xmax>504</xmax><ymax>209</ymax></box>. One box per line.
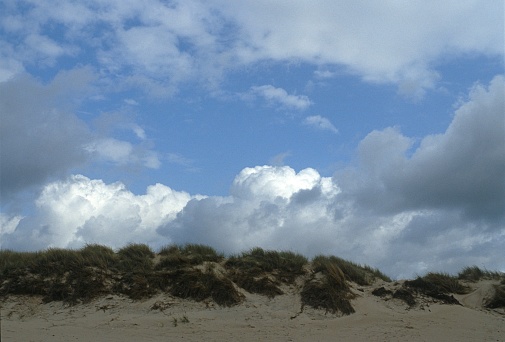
<box><xmin>80</xmin><ymin>244</ymin><xmax>118</xmax><ymax>270</ymax></box>
<box><xmin>486</xmin><ymin>284</ymin><xmax>505</xmax><ymax>309</ymax></box>
<box><xmin>169</xmin><ymin>267</ymin><xmax>243</xmax><ymax>306</ymax></box>
<box><xmin>371</xmin><ymin>286</ymin><xmax>416</xmax><ymax>307</ymax></box>
<box><xmin>225</xmin><ymin>247</ymin><xmax>307</xmax><ymax>297</ymax></box>
<box><xmin>301</xmin><ymin>256</ymin><xmax>355</xmax><ymax>315</ymax></box>
<box><xmin>458</xmin><ymin>266</ymin><xmax>503</xmax><ymax>282</ymax></box>
<box><xmin>312</xmin><ymin>255</ymin><xmax>390</xmax><ymax>286</ymax></box>
<box><xmin>114</xmin><ymin>244</ymin><xmax>157</xmax><ymax>299</ymax></box>
<box><xmin>404</xmin><ymin>272</ymin><xmax>469</xmax><ymax>305</ymax></box>
<box><xmin>392</xmin><ymin>288</ymin><xmax>417</xmax><ymax>307</ymax></box>
<box><xmin>0</xmin><ymin>250</ymin><xmax>45</xmax><ymax>297</ymax></box>
<box><xmin>226</xmin><ymin>247</ymin><xmax>307</xmax><ymax>281</ymax></box>
<box><xmin>230</xmin><ymin>272</ymin><xmax>283</xmax><ymax>299</ymax></box>
<box><xmin>422</xmin><ymin>272</ymin><xmax>470</xmax><ymax>294</ymax></box>
<box><xmin>0</xmin><ymin>247</ymin><xmax>110</xmax><ymax>304</ymax></box>
<box><xmin>117</xmin><ymin>243</ymin><xmax>155</xmax><ymax>272</ymax></box>
<box><xmin>0</xmin><ymin>250</ymin><xmax>39</xmax><ymax>276</ymax></box>
<box><xmin>157</xmin><ymin>244</ymin><xmax>224</xmax><ymax>269</ymax></box>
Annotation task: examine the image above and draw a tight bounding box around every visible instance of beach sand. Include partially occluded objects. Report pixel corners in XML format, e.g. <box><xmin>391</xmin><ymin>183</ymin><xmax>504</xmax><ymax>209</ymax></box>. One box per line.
<box><xmin>2</xmin><ymin>280</ymin><xmax>504</xmax><ymax>341</ymax></box>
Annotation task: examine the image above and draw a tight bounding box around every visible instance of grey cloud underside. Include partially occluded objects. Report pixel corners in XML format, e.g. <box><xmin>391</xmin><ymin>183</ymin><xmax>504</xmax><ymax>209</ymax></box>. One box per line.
<box><xmin>0</xmin><ymin>72</ymin><xmax>92</xmax><ymax>198</ymax></box>
<box><xmin>0</xmin><ymin>68</ymin><xmax>163</xmax><ymax>200</ymax></box>
<box><xmin>343</xmin><ymin>76</ymin><xmax>505</xmax><ymax>223</ymax></box>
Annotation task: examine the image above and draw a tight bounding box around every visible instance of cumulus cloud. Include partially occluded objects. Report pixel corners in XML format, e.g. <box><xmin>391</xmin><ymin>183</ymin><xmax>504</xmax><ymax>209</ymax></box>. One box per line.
<box><xmin>3</xmin><ymin>1</ymin><xmax>501</xmax><ymax>97</ymax></box>
<box><xmin>250</xmin><ymin>85</ymin><xmax>312</xmax><ymax>110</ymax></box>
<box><xmin>1</xmin><ymin>76</ymin><xmax>503</xmax><ymax>278</ymax></box>
<box><xmin>159</xmin><ymin>166</ymin><xmax>341</xmax><ymax>254</ymax></box>
<box><xmin>303</xmin><ymin>115</ymin><xmax>338</xmax><ymax>133</ymax></box>
<box><xmin>1</xmin><ymin>175</ymin><xmax>197</xmax><ymax>250</ymax></box>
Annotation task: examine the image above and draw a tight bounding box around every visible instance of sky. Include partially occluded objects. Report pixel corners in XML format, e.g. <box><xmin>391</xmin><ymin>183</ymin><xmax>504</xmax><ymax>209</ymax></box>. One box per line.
<box><xmin>0</xmin><ymin>1</ymin><xmax>504</xmax><ymax>279</ymax></box>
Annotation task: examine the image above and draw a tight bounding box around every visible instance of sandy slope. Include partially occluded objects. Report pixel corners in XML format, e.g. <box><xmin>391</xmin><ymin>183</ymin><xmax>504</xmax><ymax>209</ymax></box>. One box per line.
<box><xmin>2</xmin><ymin>280</ymin><xmax>504</xmax><ymax>342</ymax></box>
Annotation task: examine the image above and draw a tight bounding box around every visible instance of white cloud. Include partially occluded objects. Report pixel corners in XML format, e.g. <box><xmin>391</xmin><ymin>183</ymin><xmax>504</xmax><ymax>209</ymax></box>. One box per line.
<box><xmin>250</xmin><ymin>85</ymin><xmax>312</xmax><ymax>110</ymax></box>
<box><xmin>230</xmin><ymin>166</ymin><xmax>329</xmax><ymax>201</ymax></box>
<box><xmin>216</xmin><ymin>1</ymin><xmax>503</xmax><ymax>96</ymax></box>
<box><xmin>2</xmin><ymin>175</ymin><xmax>196</xmax><ymax>250</ymax></box>
<box><xmin>303</xmin><ymin>115</ymin><xmax>338</xmax><ymax>134</ymax></box>
<box><xmin>161</xmin><ymin>166</ymin><xmax>342</xmax><ymax>255</ymax></box>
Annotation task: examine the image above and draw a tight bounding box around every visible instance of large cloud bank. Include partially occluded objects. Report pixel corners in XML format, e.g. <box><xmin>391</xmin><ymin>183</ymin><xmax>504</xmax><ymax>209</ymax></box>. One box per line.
<box><xmin>1</xmin><ymin>1</ymin><xmax>502</xmax><ymax>98</ymax></box>
<box><xmin>1</xmin><ymin>76</ymin><xmax>503</xmax><ymax>279</ymax></box>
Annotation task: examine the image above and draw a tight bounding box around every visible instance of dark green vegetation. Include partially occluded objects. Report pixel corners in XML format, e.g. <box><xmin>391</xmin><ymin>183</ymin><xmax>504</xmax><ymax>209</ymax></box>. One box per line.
<box><xmin>1</xmin><ymin>245</ymin><xmax>503</xmax><ymax>315</ymax></box>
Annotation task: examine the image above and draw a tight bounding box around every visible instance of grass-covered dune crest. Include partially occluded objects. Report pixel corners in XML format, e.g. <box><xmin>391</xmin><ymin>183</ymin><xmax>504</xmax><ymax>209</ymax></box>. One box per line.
<box><xmin>1</xmin><ymin>244</ymin><xmax>503</xmax><ymax>316</ymax></box>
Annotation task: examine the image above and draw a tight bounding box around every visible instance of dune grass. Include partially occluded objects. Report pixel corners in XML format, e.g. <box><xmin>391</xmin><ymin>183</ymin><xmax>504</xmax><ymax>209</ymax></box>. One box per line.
<box><xmin>486</xmin><ymin>284</ymin><xmax>505</xmax><ymax>309</ymax></box>
<box><xmin>2</xmin><ymin>243</ymin><xmax>502</xmax><ymax>312</ymax></box>
<box><xmin>226</xmin><ymin>247</ymin><xmax>308</xmax><ymax>279</ymax></box>
<box><xmin>117</xmin><ymin>243</ymin><xmax>155</xmax><ymax>272</ymax></box>
<box><xmin>225</xmin><ymin>247</ymin><xmax>308</xmax><ymax>298</ymax></box>
<box><xmin>157</xmin><ymin>244</ymin><xmax>224</xmax><ymax>269</ymax></box>
<box><xmin>301</xmin><ymin>256</ymin><xmax>355</xmax><ymax>315</ymax></box>
<box><xmin>312</xmin><ymin>255</ymin><xmax>391</xmax><ymax>286</ymax></box>
<box><xmin>169</xmin><ymin>267</ymin><xmax>243</xmax><ymax>306</ymax></box>
<box><xmin>80</xmin><ymin>244</ymin><xmax>118</xmax><ymax>270</ymax></box>
<box><xmin>458</xmin><ymin>266</ymin><xmax>503</xmax><ymax>282</ymax></box>
<box><xmin>404</xmin><ymin>272</ymin><xmax>470</xmax><ymax>305</ymax></box>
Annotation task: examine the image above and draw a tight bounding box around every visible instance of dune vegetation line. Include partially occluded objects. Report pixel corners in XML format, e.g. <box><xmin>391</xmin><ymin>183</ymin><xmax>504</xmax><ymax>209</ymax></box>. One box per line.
<box><xmin>1</xmin><ymin>244</ymin><xmax>504</xmax><ymax>315</ymax></box>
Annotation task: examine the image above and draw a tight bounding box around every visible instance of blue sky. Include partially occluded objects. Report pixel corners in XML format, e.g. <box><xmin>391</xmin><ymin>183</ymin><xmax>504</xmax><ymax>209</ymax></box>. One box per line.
<box><xmin>1</xmin><ymin>1</ymin><xmax>504</xmax><ymax>278</ymax></box>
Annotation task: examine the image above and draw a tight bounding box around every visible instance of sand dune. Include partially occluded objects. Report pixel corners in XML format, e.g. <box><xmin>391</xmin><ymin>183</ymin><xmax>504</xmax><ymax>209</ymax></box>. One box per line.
<box><xmin>3</xmin><ymin>279</ymin><xmax>504</xmax><ymax>342</ymax></box>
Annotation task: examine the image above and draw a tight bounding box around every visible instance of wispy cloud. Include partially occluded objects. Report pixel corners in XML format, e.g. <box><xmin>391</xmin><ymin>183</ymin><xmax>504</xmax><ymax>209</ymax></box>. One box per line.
<box><xmin>269</xmin><ymin>151</ymin><xmax>292</xmax><ymax>166</ymax></box>
<box><xmin>303</xmin><ymin>115</ymin><xmax>338</xmax><ymax>134</ymax></box>
<box><xmin>84</xmin><ymin>138</ymin><xmax>160</xmax><ymax>169</ymax></box>
<box><xmin>250</xmin><ymin>85</ymin><xmax>312</xmax><ymax>110</ymax></box>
